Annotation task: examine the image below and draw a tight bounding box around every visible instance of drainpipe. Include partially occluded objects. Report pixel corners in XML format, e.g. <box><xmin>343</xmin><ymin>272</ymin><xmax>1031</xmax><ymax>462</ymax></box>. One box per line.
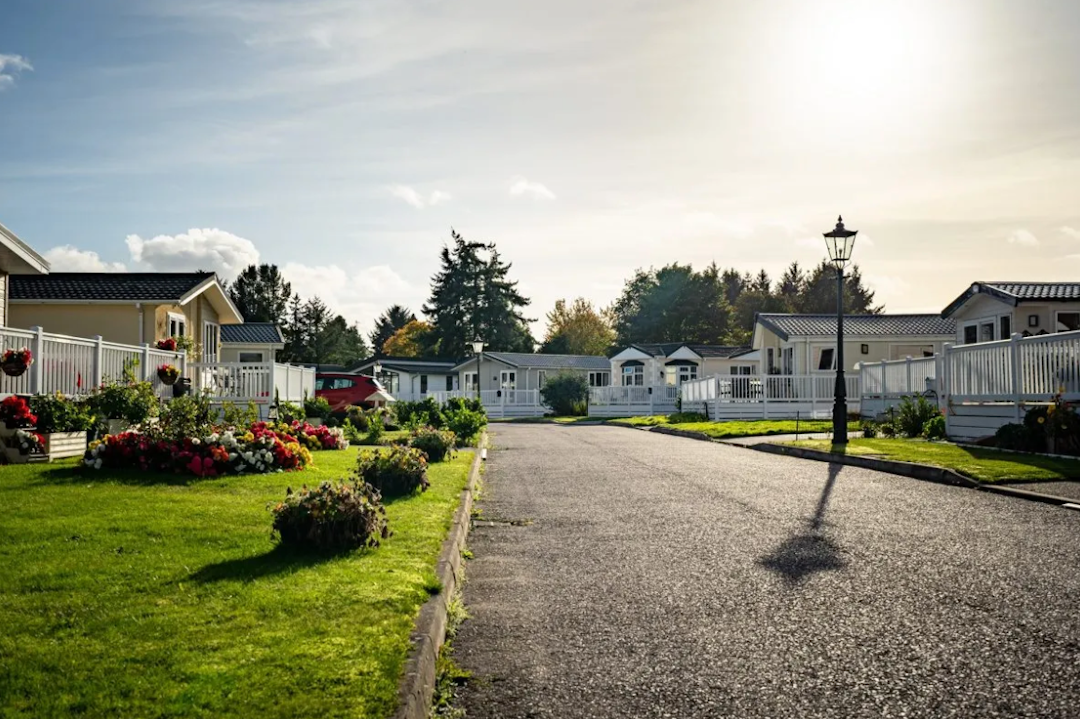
<box><xmin>136</xmin><ymin>303</ymin><xmax>145</xmax><ymax>344</ymax></box>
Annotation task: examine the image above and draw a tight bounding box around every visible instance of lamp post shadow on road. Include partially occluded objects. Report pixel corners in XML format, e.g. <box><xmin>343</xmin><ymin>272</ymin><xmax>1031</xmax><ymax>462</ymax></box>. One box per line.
<box><xmin>759</xmin><ymin>461</ymin><xmax>847</xmax><ymax>586</ymax></box>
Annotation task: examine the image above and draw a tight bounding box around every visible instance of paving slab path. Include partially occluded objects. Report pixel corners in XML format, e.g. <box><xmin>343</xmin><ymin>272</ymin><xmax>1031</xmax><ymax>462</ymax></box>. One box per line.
<box><xmin>454</xmin><ymin>424</ymin><xmax>1080</xmax><ymax>719</ymax></box>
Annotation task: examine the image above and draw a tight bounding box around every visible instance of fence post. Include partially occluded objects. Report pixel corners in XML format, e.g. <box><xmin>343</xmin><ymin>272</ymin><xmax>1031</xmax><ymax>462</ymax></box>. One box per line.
<box><xmin>92</xmin><ymin>335</ymin><xmax>104</xmax><ymax>389</ymax></box>
<box><xmin>941</xmin><ymin>343</ymin><xmax>953</xmax><ymax>434</ymax></box>
<box><xmin>30</xmin><ymin>326</ymin><xmax>45</xmax><ymax>394</ymax></box>
<box><xmin>762</xmin><ymin>376</ymin><xmax>769</xmax><ymax>419</ymax></box>
<box><xmin>880</xmin><ymin>360</ymin><xmax>888</xmax><ymax>400</ymax></box>
<box><xmin>1010</xmin><ymin>332</ymin><xmax>1023</xmax><ymax>422</ymax></box>
<box><xmin>140</xmin><ymin>344</ymin><xmax>151</xmax><ymax>382</ymax></box>
<box><xmin>905</xmin><ymin>355</ymin><xmax>913</xmax><ymax>395</ymax></box>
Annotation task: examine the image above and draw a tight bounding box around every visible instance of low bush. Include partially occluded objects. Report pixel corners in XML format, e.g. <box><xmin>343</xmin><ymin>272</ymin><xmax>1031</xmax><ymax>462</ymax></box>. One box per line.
<box><xmin>364</xmin><ymin>417</ymin><xmax>385</xmax><ymax>444</ymax></box>
<box><xmin>272</xmin><ymin>479</ymin><xmax>390</xmax><ymax>550</ymax></box>
<box><xmin>994</xmin><ymin>422</ymin><xmax>1043</xmax><ymax>452</ymax></box>
<box><xmin>85</xmin><ymin>380</ymin><xmax>158</xmax><ymax>428</ymax></box>
<box><xmin>445</xmin><ymin>396</ymin><xmax>484</xmax><ymax>414</ymax></box>
<box><xmin>394</xmin><ymin>397</ymin><xmax>445</xmax><ymax>430</ymax></box>
<box><xmin>304</xmin><ymin>396</ymin><xmax>332</xmax><ymax>422</ymax></box>
<box><xmin>921</xmin><ymin>414</ymin><xmax>947</xmax><ymax>440</ymax></box>
<box><xmin>860</xmin><ymin>420</ymin><xmax>878</xmax><ymax>439</ymax></box>
<box><xmin>409</xmin><ymin>426</ymin><xmax>456</xmax><ymax>463</ymax></box>
<box><xmin>539</xmin><ymin>373</ymin><xmax>590</xmax><ymax>416</ymax></box>
<box><xmin>342</xmin><ymin>419</ymin><xmax>364</xmax><ymax>444</ymax></box>
<box><xmin>355</xmin><ymin>445</ymin><xmax>429</xmax><ymax>498</ymax></box>
<box><xmin>896</xmin><ymin>396</ymin><xmax>940</xmax><ymax>438</ymax></box>
<box><xmin>444</xmin><ymin>406</ymin><xmax>486</xmax><ymax>446</ymax></box>
<box><xmin>271</xmin><ymin>481</ymin><xmax>389</xmax><ymax>552</ymax></box>
<box><xmin>879</xmin><ymin>421</ymin><xmax>898</xmax><ymax>438</ymax></box>
<box><xmin>668</xmin><ymin>411</ymin><xmax>707</xmax><ymax>424</ymax></box>
<box><xmin>154</xmin><ymin>393</ymin><xmax>214</xmax><ymax>441</ymax></box>
<box><xmin>29</xmin><ymin>393</ymin><xmax>95</xmax><ymax>433</ymax></box>
<box><xmin>276</xmin><ymin>400</ymin><xmax>304</xmax><ymax>424</ymax></box>
<box><xmin>220</xmin><ymin>400</ymin><xmax>259</xmax><ymax>429</ymax></box>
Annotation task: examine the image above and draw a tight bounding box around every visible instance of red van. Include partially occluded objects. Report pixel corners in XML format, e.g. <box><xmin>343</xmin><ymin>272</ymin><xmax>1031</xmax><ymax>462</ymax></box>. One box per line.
<box><xmin>315</xmin><ymin>373</ymin><xmax>385</xmax><ymax>413</ymax></box>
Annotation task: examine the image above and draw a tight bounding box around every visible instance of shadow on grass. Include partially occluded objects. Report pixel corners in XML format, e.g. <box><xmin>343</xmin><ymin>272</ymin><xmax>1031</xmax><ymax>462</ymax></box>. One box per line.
<box><xmin>29</xmin><ymin>463</ymin><xmax>202</xmax><ymax>487</ymax></box>
<box><xmin>187</xmin><ymin>544</ymin><xmax>356</xmax><ymax>584</ymax></box>
<box><xmin>759</xmin><ymin>461</ymin><xmax>848</xmax><ymax>586</ymax></box>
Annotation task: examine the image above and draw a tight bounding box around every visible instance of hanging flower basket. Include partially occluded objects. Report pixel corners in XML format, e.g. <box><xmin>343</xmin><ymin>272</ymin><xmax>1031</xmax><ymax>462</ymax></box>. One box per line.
<box><xmin>155</xmin><ymin>337</ymin><xmax>178</xmax><ymax>352</ymax></box>
<box><xmin>157</xmin><ymin>364</ymin><xmax>181</xmax><ymax>386</ymax></box>
<box><xmin>1</xmin><ymin>348</ymin><xmax>32</xmax><ymax>377</ymax></box>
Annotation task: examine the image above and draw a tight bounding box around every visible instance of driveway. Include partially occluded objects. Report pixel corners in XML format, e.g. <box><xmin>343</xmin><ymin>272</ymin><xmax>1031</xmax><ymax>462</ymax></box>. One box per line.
<box><xmin>454</xmin><ymin>424</ymin><xmax>1080</xmax><ymax>719</ymax></box>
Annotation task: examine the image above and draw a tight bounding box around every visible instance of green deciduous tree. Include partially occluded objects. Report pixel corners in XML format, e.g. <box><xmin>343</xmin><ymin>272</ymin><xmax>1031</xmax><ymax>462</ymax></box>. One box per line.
<box><xmin>423</xmin><ymin>229</ymin><xmax>535</xmax><ymax>358</ymax></box>
<box><xmin>541</xmin><ymin>298</ymin><xmax>616</xmax><ymax>356</ymax></box>
<box><xmin>607</xmin><ymin>263</ymin><xmax>732</xmax><ymax>346</ymax></box>
<box><xmin>382</xmin><ymin>320</ymin><xmax>434</xmax><ymax>357</ymax></box>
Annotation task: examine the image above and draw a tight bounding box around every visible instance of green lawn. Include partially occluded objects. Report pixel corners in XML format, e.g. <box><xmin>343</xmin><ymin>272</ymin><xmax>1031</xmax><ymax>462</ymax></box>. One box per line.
<box><xmin>0</xmin><ymin>448</ymin><xmax>474</xmax><ymax>718</ymax></box>
<box><xmin>352</xmin><ymin>428</ymin><xmax>410</xmax><ymax>445</ymax></box>
<box><xmin>609</xmin><ymin>417</ymin><xmax>860</xmax><ymax>439</ymax></box>
<box><xmin>787</xmin><ymin>438</ymin><xmax>1080</xmax><ymax>483</ymax></box>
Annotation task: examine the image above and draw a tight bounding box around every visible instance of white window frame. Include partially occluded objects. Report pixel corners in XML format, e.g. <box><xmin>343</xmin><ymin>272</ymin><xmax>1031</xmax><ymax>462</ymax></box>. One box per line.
<box><xmin>621</xmin><ymin>365</ymin><xmax>643</xmax><ymax>386</ymax></box>
<box><xmin>979</xmin><ymin>320</ymin><xmax>995</xmax><ymax>343</ymax></box>
<box><xmin>463</xmin><ymin>372</ymin><xmax>478</xmax><ymax>391</ymax></box>
<box><xmin>500</xmin><ymin>370</ymin><xmax>517</xmax><ymax>389</ymax></box>
<box><xmin>588</xmin><ymin>371</ymin><xmax>610</xmax><ymax>387</ymax></box>
<box><xmin>168</xmin><ymin>312</ymin><xmax>187</xmax><ymax>338</ymax></box>
<box><xmin>782</xmin><ymin>346</ymin><xmax>795</xmax><ymax>374</ymax></box>
<box><xmin>202</xmin><ymin>321</ymin><xmax>219</xmax><ymax>362</ymax></box>
<box><xmin>1055</xmin><ymin>310</ymin><xmax>1080</xmax><ymax>333</ymax></box>
<box><xmin>677</xmin><ymin>365</ymin><xmax>697</xmax><ymax>385</ymax></box>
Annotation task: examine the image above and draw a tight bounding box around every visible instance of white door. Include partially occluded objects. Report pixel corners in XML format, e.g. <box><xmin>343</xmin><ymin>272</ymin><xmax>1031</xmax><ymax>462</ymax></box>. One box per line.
<box><xmin>500</xmin><ymin>370</ymin><xmax>517</xmax><ymax>402</ymax></box>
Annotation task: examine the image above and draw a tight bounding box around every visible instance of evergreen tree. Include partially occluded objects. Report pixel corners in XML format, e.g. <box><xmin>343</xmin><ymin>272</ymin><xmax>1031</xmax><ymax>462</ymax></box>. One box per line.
<box><xmin>795</xmin><ymin>261</ymin><xmax>881</xmax><ymax>314</ymax></box>
<box><xmin>777</xmin><ymin>261</ymin><xmax>806</xmax><ymax>309</ymax></box>
<box><xmin>720</xmin><ymin>268</ymin><xmax>747</xmax><ymax>306</ymax></box>
<box><xmin>423</xmin><ymin>229</ymin><xmax>534</xmax><ymax>358</ymax></box>
<box><xmin>369</xmin><ymin>305</ymin><xmax>416</xmax><ymax>356</ymax></box>
<box><xmin>228</xmin><ymin>264</ymin><xmax>293</xmax><ymax>323</ymax></box>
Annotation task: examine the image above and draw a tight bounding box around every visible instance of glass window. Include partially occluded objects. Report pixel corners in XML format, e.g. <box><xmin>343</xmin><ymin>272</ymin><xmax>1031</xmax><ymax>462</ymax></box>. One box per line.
<box><xmin>202</xmin><ymin>322</ymin><xmax>219</xmax><ymax>361</ymax></box>
<box><xmin>420</xmin><ymin>375</ymin><xmax>428</xmax><ymax>394</ymax></box>
<box><xmin>1056</xmin><ymin>312</ymin><xmax>1080</xmax><ymax>332</ymax></box>
<box><xmin>621</xmin><ymin>365</ymin><xmax>643</xmax><ymax>386</ymax></box>
<box><xmin>817</xmin><ymin>348</ymin><xmax>835</xmax><ymax>371</ymax></box>
<box><xmin>1000</xmin><ymin>315</ymin><xmax>1011</xmax><ymax>339</ymax></box>
<box><xmin>963</xmin><ymin>325</ymin><xmax>978</xmax><ymax>344</ymax></box>
<box><xmin>238</xmin><ymin>352</ymin><xmax>263</xmax><ymax>363</ymax></box>
<box><xmin>168</xmin><ymin>313</ymin><xmax>187</xmax><ymax>338</ymax></box>
<box><xmin>979</xmin><ymin>322</ymin><xmax>994</xmax><ymax>342</ymax></box>
<box><xmin>446</xmin><ymin>375</ymin><xmax>454</xmax><ymax>391</ymax></box>
<box><xmin>767</xmin><ymin>348</ymin><xmax>775</xmax><ymax>373</ymax></box>
<box><xmin>677</xmin><ymin>365</ymin><xmax>697</xmax><ymax>384</ymax></box>
<box><xmin>315</xmin><ymin>378</ymin><xmax>328</xmax><ymax>390</ymax></box>
<box><xmin>463</xmin><ymin>372</ymin><xmax>478</xmax><ymax>391</ymax></box>
<box><xmin>782</xmin><ymin>347</ymin><xmax>795</xmax><ymax>374</ymax></box>
<box><xmin>329</xmin><ymin>378</ymin><xmax>354</xmax><ymax>390</ymax></box>
<box><xmin>588</xmin><ymin>372</ymin><xmax>609</xmax><ymax>387</ymax></box>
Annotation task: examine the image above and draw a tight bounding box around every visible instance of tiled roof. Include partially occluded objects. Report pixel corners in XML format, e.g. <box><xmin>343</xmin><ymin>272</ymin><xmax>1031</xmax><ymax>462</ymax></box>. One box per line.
<box><xmin>630</xmin><ymin>343</ymin><xmax>753</xmax><ymax>359</ymax></box>
<box><xmin>942</xmin><ymin>281</ymin><xmax>1080</xmax><ymax>317</ymax></box>
<box><xmin>351</xmin><ymin>356</ymin><xmax>458</xmax><ymax>375</ymax></box>
<box><xmin>220</xmin><ymin>323</ymin><xmax>284</xmax><ymax>345</ymax></box>
<box><xmin>757</xmin><ymin>314</ymin><xmax>956</xmax><ymax>341</ymax></box>
<box><xmin>474</xmin><ymin>352</ymin><xmax>611</xmax><ymax>371</ymax></box>
<box><xmin>10</xmin><ymin>272</ymin><xmax>214</xmax><ymax>302</ymax></box>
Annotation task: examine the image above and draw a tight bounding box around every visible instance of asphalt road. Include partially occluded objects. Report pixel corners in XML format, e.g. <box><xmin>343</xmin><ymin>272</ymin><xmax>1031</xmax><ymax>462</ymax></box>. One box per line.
<box><xmin>453</xmin><ymin>424</ymin><xmax>1080</xmax><ymax>719</ymax></box>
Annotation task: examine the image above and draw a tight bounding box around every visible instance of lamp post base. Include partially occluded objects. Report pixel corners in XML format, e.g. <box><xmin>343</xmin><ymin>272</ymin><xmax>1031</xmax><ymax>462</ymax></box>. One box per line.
<box><xmin>833</xmin><ymin>401</ymin><xmax>849</xmax><ymax>445</ymax></box>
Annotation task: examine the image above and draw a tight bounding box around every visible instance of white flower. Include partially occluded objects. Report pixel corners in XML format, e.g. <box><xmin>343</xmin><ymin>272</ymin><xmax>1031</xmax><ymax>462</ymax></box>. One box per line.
<box><xmin>236</xmin><ymin>464</ymin><xmax>246</xmax><ymax>472</ymax></box>
<box><xmin>191</xmin><ymin>438</ymin><xmax>201</xmax><ymax>446</ymax></box>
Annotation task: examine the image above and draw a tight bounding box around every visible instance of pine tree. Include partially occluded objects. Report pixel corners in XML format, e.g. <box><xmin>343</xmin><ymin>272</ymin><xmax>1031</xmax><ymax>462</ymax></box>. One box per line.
<box><xmin>796</xmin><ymin>261</ymin><xmax>881</xmax><ymax>314</ymax></box>
<box><xmin>228</xmin><ymin>264</ymin><xmax>292</xmax><ymax>323</ymax></box>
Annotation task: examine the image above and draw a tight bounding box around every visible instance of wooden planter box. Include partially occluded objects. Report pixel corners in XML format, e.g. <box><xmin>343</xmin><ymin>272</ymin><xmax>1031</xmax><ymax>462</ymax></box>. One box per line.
<box><xmin>42</xmin><ymin>432</ymin><xmax>88</xmax><ymax>461</ymax></box>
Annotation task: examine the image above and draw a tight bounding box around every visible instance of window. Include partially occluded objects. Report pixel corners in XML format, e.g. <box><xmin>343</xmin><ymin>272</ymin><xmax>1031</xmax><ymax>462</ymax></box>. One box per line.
<box><xmin>1000</xmin><ymin>315</ymin><xmax>1011</xmax><ymax>339</ymax></box>
<box><xmin>463</xmin><ymin>372</ymin><xmax>478</xmax><ymax>391</ymax></box>
<box><xmin>588</xmin><ymin>371</ymin><xmax>610</xmax><ymax>387</ymax></box>
<box><xmin>238</xmin><ymin>351</ymin><xmax>264</xmax><ymax>363</ymax></box>
<box><xmin>766</xmin><ymin>348</ymin><xmax>775</xmax><ymax>374</ymax></box>
<box><xmin>202</xmin><ymin>322</ymin><xmax>219</xmax><ymax>361</ymax></box>
<box><xmin>168</xmin><ymin>312</ymin><xmax>187</xmax><ymax>338</ymax></box>
<box><xmin>621</xmin><ymin>365</ymin><xmax>643</xmax><ymax>386</ymax></box>
<box><xmin>678</xmin><ymin>365</ymin><xmax>697</xmax><ymax>384</ymax></box>
<box><xmin>315</xmin><ymin>378</ymin><xmax>329</xmax><ymax>391</ymax></box>
<box><xmin>730</xmin><ymin>366</ymin><xmax>751</xmax><ymax>376</ymax></box>
<box><xmin>979</xmin><ymin>322</ymin><xmax>994</xmax><ymax>343</ymax></box>
<box><xmin>537</xmin><ymin>370</ymin><xmax>547</xmax><ymax>387</ymax></box>
<box><xmin>1056</xmin><ymin>312</ymin><xmax>1080</xmax><ymax>332</ymax></box>
<box><xmin>782</xmin><ymin>347</ymin><xmax>794</xmax><ymax>374</ymax></box>
<box><xmin>963</xmin><ymin>325</ymin><xmax>978</xmax><ymax>344</ymax></box>
<box><xmin>330</xmin><ymin>378</ymin><xmax>355</xmax><ymax>390</ymax></box>
<box><xmin>860</xmin><ymin>344</ymin><xmax>869</xmax><ymax>355</ymax></box>
<box><xmin>817</xmin><ymin>348</ymin><xmax>835</xmax><ymax>371</ymax></box>
<box><xmin>446</xmin><ymin>375</ymin><xmax>454</xmax><ymax>391</ymax></box>
<box><xmin>420</xmin><ymin>375</ymin><xmax>428</xmax><ymax>394</ymax></box>
<box><xmin>500</xmin><ymin>371</ymin><xmax>516</xmax><ymax>389</ymax></box>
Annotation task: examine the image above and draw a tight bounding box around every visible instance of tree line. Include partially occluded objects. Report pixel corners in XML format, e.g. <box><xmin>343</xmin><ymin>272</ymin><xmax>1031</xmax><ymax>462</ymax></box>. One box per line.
<box><xmin>227</xmin><ymin>229</ymin><xmax>881</xmax><ymax>366</ymax></box>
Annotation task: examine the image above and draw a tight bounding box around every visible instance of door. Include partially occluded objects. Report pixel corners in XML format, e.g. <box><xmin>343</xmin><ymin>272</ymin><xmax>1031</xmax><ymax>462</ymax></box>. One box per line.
<box><xmin>500</xmin><ymin>371</ymin><xmax>517</xmax><ymax>402</ymax></box>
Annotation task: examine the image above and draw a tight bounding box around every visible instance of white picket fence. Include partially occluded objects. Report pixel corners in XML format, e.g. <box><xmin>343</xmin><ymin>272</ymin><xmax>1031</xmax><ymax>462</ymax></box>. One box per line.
<box><xmin>189</xmin><ymin>362</ymin><xmax>314</xmax><ymax>405</ymax></box>
<box><xmin>588</xmin><ymin>385</ymin><xmax>679</xmax><ymax>417</ymax></box>
<box><xmin>0</xmin><ymin>325</ymin><xmax>185</xmax><ymax>398</ymax></box>
<box><xmin>679</xmin><ymin>374</ymin><xmax>861</xmax><ymax>420</ymax></box>
<box><xmin>859</xmin><ymin>330</ymin><xmax>1080</xmax><ymax>439</ymax></box>
<box><xmin>430</xmin><ymin>389</ymin><xmax>545</xmax><ymax>418</ymax></box>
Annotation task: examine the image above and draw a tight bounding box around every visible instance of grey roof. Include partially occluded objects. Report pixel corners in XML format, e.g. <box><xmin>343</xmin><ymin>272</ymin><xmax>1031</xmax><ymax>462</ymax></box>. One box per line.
<box><xmin>756</xmin><ymin>313</ymin><xmax>956</xmax><ymax>341</ymax></box>
<box><xmin>220</xmin><ymin>323</ymin><xmax>284</xmax><ymax>345</ymax></box>
<box><xmin>351</xmin><ymin>356</ymin><xmax>457</xmax><ymax>375</ymax></box>
<box><xmin>456</xmin><ymin>352</ymin><xmax>611</xmax><ymax>371</ymax></box>
<box><xmin>942</xmin><ymin>281</ymin><xmax>1080</xmax><ymax>317</ymax></box>
<box><xmin>10</xmin><ymin>272</ymin><xmax>215</xmax><ymax>302</ymax></box>
<box><xmin>630</xmin><ymin>343</ymin><xmax>753</xmax><ymax>359</ymax></box>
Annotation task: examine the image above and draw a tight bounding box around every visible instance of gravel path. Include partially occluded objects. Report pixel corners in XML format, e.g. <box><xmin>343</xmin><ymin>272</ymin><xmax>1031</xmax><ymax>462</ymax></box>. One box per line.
<box><xmin>454</xmin><ymin>424</ymin><xmax>1080</xmax><ymax>719</ymax></box>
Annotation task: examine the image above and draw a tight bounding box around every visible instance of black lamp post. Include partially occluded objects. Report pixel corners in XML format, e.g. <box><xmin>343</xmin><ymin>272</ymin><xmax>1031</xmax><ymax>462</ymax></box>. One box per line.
<box><xmin>471</xmin><ymin>338</ymin><xmax>484</xmax><ymax>399</ymax></box>
<box><xmin>823</xmin><ymin>215</ymin><xmax>858</xmax><ymax>445</ymax></box>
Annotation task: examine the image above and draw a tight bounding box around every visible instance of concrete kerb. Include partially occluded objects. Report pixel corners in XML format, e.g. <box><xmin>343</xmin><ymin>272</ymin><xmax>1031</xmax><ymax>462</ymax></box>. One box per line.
<box><xmin>752</xmin><ymin>442</ymin><xmax>1080</xmax><ymax>507</ymax></box>
<box><xmin>393</xmin><ymin>431</ymin><xmax>486</xmax><ymax>719</ymax></box>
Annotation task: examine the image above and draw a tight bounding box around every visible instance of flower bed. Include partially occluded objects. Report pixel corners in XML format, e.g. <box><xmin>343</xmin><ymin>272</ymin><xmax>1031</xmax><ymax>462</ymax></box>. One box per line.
<box><xmin>85</xmin><ymin>428</ymin><xmax>313</xmax><ymax>477</ymax></box>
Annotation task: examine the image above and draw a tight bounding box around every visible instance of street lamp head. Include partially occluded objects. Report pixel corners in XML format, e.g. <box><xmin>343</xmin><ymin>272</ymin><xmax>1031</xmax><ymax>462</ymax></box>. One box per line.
<box><xmin>471</xmin><ymin>339</ymin><xmax>485</xmax><ymax>354</ymax></box>
<box><xmin>823</xmin><ymin>214</ymin><xmax>858</xmax><ymax>269</ymax></box>
<box><xmin>372</xmin><ymin>362</ymin><xmax>382</xmax><ymax>376</ymax></box>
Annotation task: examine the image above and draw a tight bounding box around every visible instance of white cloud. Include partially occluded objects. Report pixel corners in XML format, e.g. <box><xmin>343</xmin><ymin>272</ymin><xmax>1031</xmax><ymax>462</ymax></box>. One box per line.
<box><xmin>1060</xmin><ymin>226</ymin><xmax>1080</xmax><ymax>241</ymax></box>
<box><xmin>509</xmin><ymin>175</ymin><xmax>556</xmax><ymax>200</ymax></box>
<box><xmin>43</xmin><ymin>245</ymin><xmax>127</xmax><ymax>272</ymax></box>
<box><xmin>281</xmin><ymin>262</ymin><xmax>419</xmax><ymax>331</ymax></box>
<box><xmin>0</xmin><ymin>54</ymin><xmax>32</xmax><ymax>90</ymax></box>
<box><xmin>1006</xmin><ymin>228</ymin><xmax>1038</xmax><ymax>246</ymax></box>
<box><xmin>390</xmin><ymin>185</ymin><xmax>451</xmax><ymax>208</ymax></box>
<box><xmin>125</xmin><ymin>228</ymin><xmax>260</xmax><ymax>280</ymax></box>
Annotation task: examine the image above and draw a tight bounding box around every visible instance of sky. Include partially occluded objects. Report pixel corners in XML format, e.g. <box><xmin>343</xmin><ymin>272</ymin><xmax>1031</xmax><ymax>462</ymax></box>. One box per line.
<box><xmin>2</xmin><ymin>0</ymin><xmax>1080</xmax><ymax>341</ymax></box>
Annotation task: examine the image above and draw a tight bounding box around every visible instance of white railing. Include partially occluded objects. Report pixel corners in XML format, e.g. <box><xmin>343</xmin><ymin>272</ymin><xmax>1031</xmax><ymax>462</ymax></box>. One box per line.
<box><xmin>860</xmin><ymin>356</ymin><xmax>939</xmax><ymax>398</ymax></box>
<box><xmin>429</xmin><ymin>388</ymin><xmax>544</xmax><ymax>417</ymax></box>
<box><xmin>1</xmin><ymin>325</ymin><xmax>185</xmax><ymax>398</ymax></box>
<box><xmin>588</xmin><ymin>385</ymin><xmax>679</xmax><ymax>406</ymax></box>
<box><xmin>189</xmin><ymin>362</ymin><xmax>314</xmax><ymax>404</ymax></box>
<box><xmin>681</xmin><ymin>374</ymin><xmax>860</xmax><ymax>404</ymax></box>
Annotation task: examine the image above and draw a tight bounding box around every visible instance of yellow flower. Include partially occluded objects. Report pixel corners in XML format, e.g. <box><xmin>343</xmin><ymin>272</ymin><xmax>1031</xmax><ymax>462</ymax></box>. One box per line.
<box><xmin>1037</xmin><ymin>416</ymin><xmax>1045</xmax><ymax>424</ymax></box>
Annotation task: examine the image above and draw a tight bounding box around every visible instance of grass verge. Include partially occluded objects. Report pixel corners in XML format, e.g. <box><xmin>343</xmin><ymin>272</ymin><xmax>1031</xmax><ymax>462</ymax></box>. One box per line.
<box><xmin>608</xmin><ymin>417</ymin><xmax>860</xmax><ymax>439</ymax></box>
<box><xmin>0</xmin><ymin>448</ymin><xmax>474</xmax><ymax>718</ymax></box>
<box><xmin>786</xmin><ymin>438</ymin><xmax>1080</xmax><ymax>483</ymax></box>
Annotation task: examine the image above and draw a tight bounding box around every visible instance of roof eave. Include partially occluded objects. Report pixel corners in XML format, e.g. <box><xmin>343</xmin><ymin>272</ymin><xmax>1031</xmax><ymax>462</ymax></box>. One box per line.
<box><xmin>0</xmin><ymin>221</ymin><xmax>50</xmax><ymax>275</ymax></box>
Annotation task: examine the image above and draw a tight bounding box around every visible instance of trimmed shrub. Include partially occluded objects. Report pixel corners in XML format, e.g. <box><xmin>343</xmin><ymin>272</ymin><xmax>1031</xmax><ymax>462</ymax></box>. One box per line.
<box><xmin>355</xmin><ymin>446</ymin><xmax>429</xmax><ymax>498</ymax></box>
<box><xmin>879</xmin><ymin>421</ymin><xmax>898</xmax><ymax>438</ymax></box>
<box><xmin>860</xmin><ymin>420</ymin><xmax>878</xmax><ymax>439</ymax></box>
<box><xmin>995</xmin><ymin>422</ymin><xmax>1043</xmax><ymax>452</ymax></box>
<box><xmin>668</xmin><ymin>411</ymin><xmax>707</xmax><ymax>424</ymax></box>
<box><xmin>445</xmin><ymin>396</ymin><xmax>484</xmax><ymax>414</ymax></box>
<box><xmin>29</xmin><ymin>393</ymin><xmax>95</xmax><ymax>433</ymax></box>
<box><xmin>444</xmin><ymin>406</ymin><xmax>486</xmax><ymax>446</ymax></box>
<box><xmin>220</xmin><ymin>400</ymin><xmax>259</xmax><ymax>429</ymax></box>
<box><xmin>342</xmin><ymin>419</ymin><xmax>364</xmax><ymax>444</ymax></box>
<box><xmin>539</xmin><ymin>373</ymin><xmax>590</xmax><ymax>416</ymax></box>
<box><xmin>409</xmin><ymin>426</ymin><xmax>457</xmax><ymax>462</ymax></box>
<box><xmin>271</xmin><ymin>481</ymin><xmax>389</xmax><ymax>552</ymax></box>
<box><xmin>394</xmin><ymin>397</ymin><xmax>445</xmax><ymax>429</ymax></box>
<box><xmin>896</xmin><ymin>396</ymin><xmax>940</xmax><ymax>438</ymax></box>
<box><xmin>304</xmin><ymin>396</ymin><xmax>332</xmax><ymax>422</ymax></box>
<box><xmin>85</xmin><ymin>380</ymin><xmax>158</xmax><ymax>428</ymax></box>
<box><xmin>921</xmin><ymin>414</ymin><xmax>947</xmax><ymax>440</ymax></box>
<box><xmin>155</xmin><ymin>393</ymin><xmax>214</xmax><ymax>441</ymax></box>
